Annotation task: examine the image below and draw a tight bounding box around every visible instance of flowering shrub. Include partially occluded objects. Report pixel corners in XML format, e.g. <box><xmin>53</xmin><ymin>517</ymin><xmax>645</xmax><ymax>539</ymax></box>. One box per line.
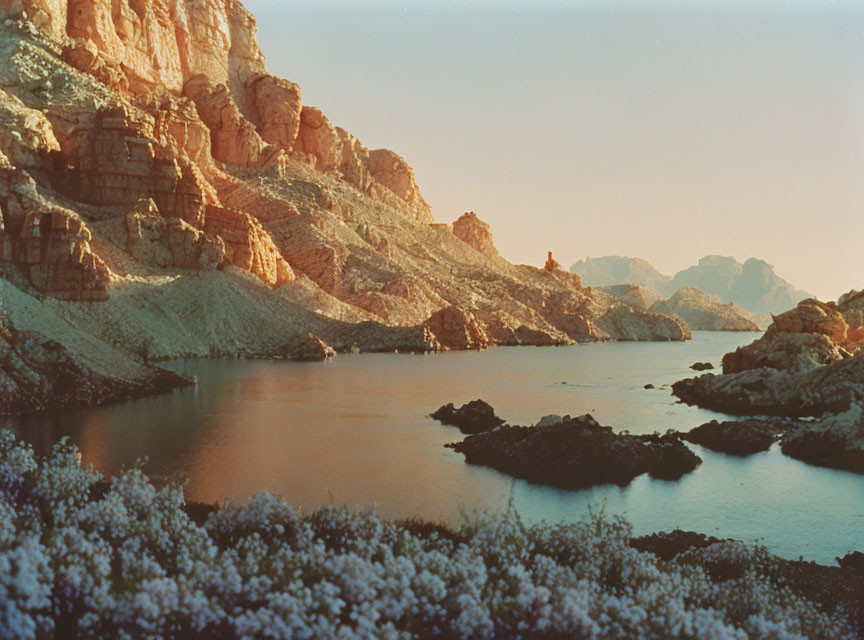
<box><xmin>0</xmin><ymin>430</ymin><xmax>852</xmax><ymax>639</ymax></box>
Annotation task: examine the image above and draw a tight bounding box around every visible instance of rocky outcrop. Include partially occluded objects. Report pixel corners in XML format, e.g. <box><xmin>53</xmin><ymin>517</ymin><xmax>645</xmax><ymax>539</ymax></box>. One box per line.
<box><xmin>243</xmin><ymin>73</ymin><xmax>302</xmax><ymax>151</ymax></box>
<box><xmin>430</xmin><ymin>399</ymin><xmax>504</xmax><ymax>434</ymax></box>
<box><xmin>446</xmin><ymin>412</ymin><xmax>701</xmax><ymax>489</ymax></box>
<box><xmin>125</xmin><ymin>198</ymin><xmax>224</xmax><ymax>270</ymax></box>
<box><xmin>183</xmin><ymin>75</ymin><xmax>275</xmax><ymax>168</ymax></box>
<box><xmin>50</xmin><ymin>104</ymin><xmax>216</xmax><ymax>228</ymax></box>
<box><xmin>722</xmin><ymin>298</ymin><xmax>863</xmax><ymax>374</ymax></box>
<box><xmin>422</xmin><ymin>306</ymin><xmax>490</xmax><ymax>351</ymax></box>
<box><xmin>0</xmin><ymin>161</ymin><xmax>110</xmax><ymax>301</ymax></box>
<box><xmin>682</xmin><ymin>419</ymin><xmax>792</xmax><ymax>456</ymax></box>
<box><xmin>592</xmin><ymin>304</ymin><xmax>691</xmax><ymax>342</ymax></box>
<box><xmin>202</xmin><ymin>206</ymin><xmax>293</xmax><ymax>287</ymax></box>
<box><xmin>0</xmin><ymin>323</ymin><xmax>191</xmax><ymax>414</ymax></box>
<box><xmin>649</xmin><ymin>287</ymin><xmax>761</xmax><ymax>332</ymax></box>
<box><xmin>722</xmin><ymin>332</ymin><xmax>847</xmax><ymax>375</ymax></box>
<box><xmin>780</xmin><ymin>404</ymin><xmax>864</xmax><ymax>474</ymax></box>
<box><xmin>451</xmin><ymin>211</ymin><xmax>498</xmax><ymax>257</ymax></box>
<box><xmin>367</xmin><ymin>148</ymin><xmax>432</xmax><ymax>223</ymax></box>
<box><xmin>544</xmin><ymin>251</ymin><xmax>561</xmax><ymax>272</ymax></box>
<box><xmin>771</xmin><ymin>298</ymin><xmax>848</xmax><ymax>343</ymax></box>
<box><xmin>672</xmin><ymin>352</ymin><xmax>864</xmax><ymax>417</ymax></box>
<box><xmin>293</xmin><ymin>106</ymin><xmax>341</xmax><ymax>172</ymax></box>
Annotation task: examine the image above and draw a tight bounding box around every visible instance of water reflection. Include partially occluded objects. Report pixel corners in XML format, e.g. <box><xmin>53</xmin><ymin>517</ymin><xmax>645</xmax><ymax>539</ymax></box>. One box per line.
<box><xmin>4</xmin><ymin>332</ymin><xmax>863</xmax><ymax>563</ymax></box>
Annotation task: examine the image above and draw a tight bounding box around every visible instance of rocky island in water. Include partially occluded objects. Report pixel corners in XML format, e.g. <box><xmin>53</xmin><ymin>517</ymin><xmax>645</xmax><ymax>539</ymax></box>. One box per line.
<box><xmin>0</xmin><ymin>0</ymin><xmax>861</xmax><ymax>638</ymax></box>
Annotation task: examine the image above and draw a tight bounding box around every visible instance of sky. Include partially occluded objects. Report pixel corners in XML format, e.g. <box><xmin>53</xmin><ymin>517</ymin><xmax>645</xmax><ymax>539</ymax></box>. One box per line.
<box><xmin>244</xmin><ymin>0</ymin><xmax>864</xmax><ymax>300</ymax></box>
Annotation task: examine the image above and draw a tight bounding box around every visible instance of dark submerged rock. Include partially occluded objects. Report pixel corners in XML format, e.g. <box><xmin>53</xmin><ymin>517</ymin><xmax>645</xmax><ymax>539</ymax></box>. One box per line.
<box><xmin>446</xmin><ymin>414</ymin><xmax>701</xmax><ymax>489</ymax></box>
<box><xmin>690</xmin><ymin>362</ymin><xmax>714</xmax><ymax>371</ymax></box>
<box><xmin>682</xmin><ymin>418</ymin><xmax>793</xmax><ymax>456</ymax></box>
<box><xmin>431</xmin><ymin>399</ymin><xmax>505</xmax><ymax>434</ymax></box>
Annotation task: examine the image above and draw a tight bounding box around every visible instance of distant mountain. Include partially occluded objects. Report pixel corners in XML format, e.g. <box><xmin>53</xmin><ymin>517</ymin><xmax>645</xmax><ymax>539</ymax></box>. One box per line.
<box><xmin>572</xmin><ymin>255</ymin><xmax>811</xmax><ymax>316</ymax></box>
<box><xmin>569</xmin><ymin>256</ymin><xmax>672</xmax><ymax>291</ymax></box>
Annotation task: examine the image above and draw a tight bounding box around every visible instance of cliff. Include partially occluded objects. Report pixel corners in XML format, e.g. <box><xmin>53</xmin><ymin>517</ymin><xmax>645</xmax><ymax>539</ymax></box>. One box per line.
<box><xmin>0</xmin><ymin>1</ymin><xmax>690</xmax><ymax>413</ymax></box>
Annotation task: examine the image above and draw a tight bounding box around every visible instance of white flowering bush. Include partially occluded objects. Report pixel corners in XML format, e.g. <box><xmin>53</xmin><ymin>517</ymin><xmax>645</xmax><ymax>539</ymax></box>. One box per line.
<box><xmin>0</xmin><ymin>430</ymin><xmax>852</xmax><ymax>639</ymax></box>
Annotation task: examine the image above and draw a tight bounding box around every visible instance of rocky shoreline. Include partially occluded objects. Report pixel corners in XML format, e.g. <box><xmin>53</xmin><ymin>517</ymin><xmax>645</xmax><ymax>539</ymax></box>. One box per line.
<box><xmin>0</xmin><ymin>323</ymin><xmax>193</xmax><ymax>415</ymax></box>
<box><xmin>680</xmin><ymin>418</ymin><xmax>792</xmax><ymax>456</ymax></box>
<box><xmin>670</xmin><ymin>293</ymin><xmax>864</xmax><ymax>474</ymax></box>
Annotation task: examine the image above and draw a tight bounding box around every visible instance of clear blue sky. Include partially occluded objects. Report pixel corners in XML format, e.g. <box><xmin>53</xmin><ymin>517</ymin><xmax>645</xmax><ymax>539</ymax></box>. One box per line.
<box><xmin>245</xmin><ymin>0</ymin><xmax>864</xmax><ymax>300</ymax></box>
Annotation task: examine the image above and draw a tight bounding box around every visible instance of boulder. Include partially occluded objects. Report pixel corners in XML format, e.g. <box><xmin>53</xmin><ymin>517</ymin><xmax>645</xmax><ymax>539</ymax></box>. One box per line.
<box><xmin>277</xmin><ymin>332</ymin><xmax>335</xmax><ymax>361</ymax></box>
<box><xmin>422</xmin><ymin>306</ymin><xmax>490</xmax><ymax>350</ymax></box>
<box><xmin>430</xmin><ymin>399</ymin><xmax>505</xmax><ymax>434</ymax></box>
<box><xmin>691</xmin><ymin>362</ymin><xmax>714</xmax><ymax>371</ymax></box>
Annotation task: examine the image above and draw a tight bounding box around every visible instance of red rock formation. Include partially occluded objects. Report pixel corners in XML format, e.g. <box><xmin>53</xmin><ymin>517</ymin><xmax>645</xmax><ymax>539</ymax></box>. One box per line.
<box><xmin>183</xmin><ymin>75</ymin><xmax>275</xmax><ymax>168</ymax></box>
<box><xmin>202</xmin><ymin>205</ymin><xmax>293</xmax><ymax>287</ymax></box>
<box><xmin>423</xmin><ymin>306</ymin><xmax>490</xmax><ymax>350</ymax></box>
<box><xmin>771</xmin><ymin>299</ymin><xmax>847</xmax><ymax>345</ymax></box>
<box><xmin>367</xmin><ymin>148</ymin><xmax>432</xmax><ymax>223</ymax></box>
<box><xmin>452</xmin><ymin>212</ymin><xmax>498</xmax><ymax>257</ymax></box>
<box><xmin>0</xmin><ymin>163</ymin><xmax>109</xmax><ymax>300</ymax></box>
<box><xmin>544</xmin><ymin>251</ymin><xmax>562</xmax><ymax>272</ymax></box>
<box><xmin>49</xmin><ymin>105</ymin><xmax>216</xmax><ymax>228</ymax></box>
<box><xmin>293</xmin><ymin>106</ymin><xmax>342</xmax><ymax>171</ymax></box>
<box><xmin>722</xmin><ymin>297</ymin><xmax>864</xmax><ymax>374</ymax></box>
<box><xmin>244</xmin><ymin>73</ymin><xmax>302</xmax><ymax>151</ymax></box>
<box><xmin>125</xmin><ymin>198</ymin><xmax>225</xmax><ymax>270</ymax></box>
<box><xmin>336</xmin><ymin>127</ymin><xmax>373</xmax><ymax>192</ymax></box>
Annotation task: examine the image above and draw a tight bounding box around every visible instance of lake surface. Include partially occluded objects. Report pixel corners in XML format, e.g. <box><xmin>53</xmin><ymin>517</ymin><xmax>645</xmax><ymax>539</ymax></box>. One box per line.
<box><xmin>5</xmin><ymin>331</ymin><xmax>864</xmax><ymax>564</ymax></box>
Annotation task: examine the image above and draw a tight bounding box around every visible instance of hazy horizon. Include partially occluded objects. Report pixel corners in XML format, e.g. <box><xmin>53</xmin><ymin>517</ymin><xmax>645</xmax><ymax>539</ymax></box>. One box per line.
<box><xmin>246</xmin><ymin>0</ymin><xmax>864</xmax><ymax>301</ymax></box>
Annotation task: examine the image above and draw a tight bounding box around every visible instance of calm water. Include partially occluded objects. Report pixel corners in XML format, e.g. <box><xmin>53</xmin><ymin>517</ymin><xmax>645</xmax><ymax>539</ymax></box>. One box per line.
<box><xmin>5</xmin><ymin>332</ymin><xmax>863</xmax><ymax>564</ymax></box>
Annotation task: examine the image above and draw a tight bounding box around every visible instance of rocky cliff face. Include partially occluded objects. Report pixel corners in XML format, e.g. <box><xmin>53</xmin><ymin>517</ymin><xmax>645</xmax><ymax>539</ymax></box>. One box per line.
<box><xmin>572</xmin><ymin>255</ymin><xmax>811</xmax><ymax>316</ymax></box>
<box><xmin>0</xmin><ymin>1</ymin><xmax>690</xmax><ymax>413</ymax></box>
<box><xmin>674</xmin><ymin>291</ymin><xmax>864</xmax><ymax>419</ymax></box>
